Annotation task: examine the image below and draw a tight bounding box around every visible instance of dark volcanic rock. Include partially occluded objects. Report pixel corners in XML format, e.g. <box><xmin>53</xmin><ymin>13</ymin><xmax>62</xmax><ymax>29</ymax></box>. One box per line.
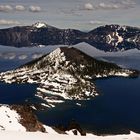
<box><xmin>0</xmin><ymin>26</ymin><xmax>32</xmax><ymax>47</ymax></box>
<box><xmin>55</xmin><ymin>120</ymin><xmax>86</xmax><ymax>136</ymax></box>
<box><xmin>11</xmin><ymin>105</ymin><xmax>46</xmax><ymax>132</ymax></box>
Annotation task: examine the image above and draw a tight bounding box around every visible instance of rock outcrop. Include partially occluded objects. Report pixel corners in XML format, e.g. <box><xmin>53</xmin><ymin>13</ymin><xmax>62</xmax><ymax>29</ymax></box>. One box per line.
<box><xmin>0</xmin><ymin>104</ymin><xmax>45</xmax><ymax>132</ymax></box>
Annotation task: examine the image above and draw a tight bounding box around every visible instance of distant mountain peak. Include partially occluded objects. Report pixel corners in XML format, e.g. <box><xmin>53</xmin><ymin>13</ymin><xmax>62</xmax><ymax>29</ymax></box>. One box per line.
<box><xmin>32</xmin><ymin>22</ymin><xmax>48</xmax><ymax>28</ymax></box>
<box><xmin>48</xmin><ymin>47</ymin><xmax>66</xmax><ymax>61</ymax></box>
<box><xmin>47</xmin><ymin>47</ymin><xmax>86</xmax><ymax>63</ymax></box>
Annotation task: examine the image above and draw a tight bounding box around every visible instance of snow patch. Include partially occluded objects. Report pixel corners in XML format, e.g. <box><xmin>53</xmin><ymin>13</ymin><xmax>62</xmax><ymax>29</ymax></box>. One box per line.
<box><xmin>0</xmin><ymin>105</ymin><xmax>26</xmax><ymax>131</ymax></box>
<box><xmin>33</xmin><ymin>22</ymin><xmax>47</xmax><ymax>28</ymax></box>
<box><xmin>116</xmin><ymin>32</ymin><xmax>123</xmax><ymax>44</ymax></box>
<box><xmin>106</xmin><ymin>31</ymin><xmax>124</xmax><ymax>47</ymax></box>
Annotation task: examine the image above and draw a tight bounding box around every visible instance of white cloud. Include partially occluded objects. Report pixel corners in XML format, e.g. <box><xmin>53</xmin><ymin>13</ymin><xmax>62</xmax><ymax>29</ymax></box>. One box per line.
<box><xmin>0</xmin><ymin>19</ymin><xmax>20</xmax><ymax>25</ymax></box>
<box><xmin>89</xmin><ymin>20</ymin><xmax>105</xmax><ymax>25</ymax></box>
<box><xmin>29</xmin><ymin>6</ymin><xmax>41</xmax><ymax>12</ymax></box>
<box><xmin>0</xmin><ymin>4</ymin><xmax>42</xmax><ymax>13</ymax></box>
<box><xmin>81</xmin><ymin>1</ymin><xmax>136</xmax><ymax>11</ymax></box>
<box><xmin>84</xmin><ymin>3</ymin><xmax>94</xmax><ymax>10</ymax></box>
<box><xmin>121</xmin><ymin>0</ymin><xmax>135</xmax><ymax>5</ymax></box>
<box><xmin>120</xmin><ymin>0</ymin><xmax>136</xmax><ymax>8</ymax></box>
<box><xmin>15</xmin><ymin>5</ymin><xmax>25</xmax><ymax>11</ymax></box>
<box><xmin>2</xmin><ymin>53</ymin><xmax>16</xmax><ymax>60</ymax></box>
<box><xmin>7</xmin><ymin>54</ymin><xmax>16</xmax><ymax>60</ymax></box>
<box><xmin>18</xmin><ymin>54</ymin><xmax>28</xmax><ymax>60</ymax></box>
<box><xmin>99</xmin><ymin>3</ymin><xmax>119</xmax><ymax>9</ymax></box>
<box><xmin>0</xmin><ymin>5</ymin><xmax>13</xmax><ymax>12</ymax></box>
<box><xmin>32</xmin><ymin>53</ymin><xmax>43</xmax><ymax>59</ymax></box>
<box><xmin>98</xmin><ymin>0</ymin><xmax>136</xmax><ymax>10</ymax></box>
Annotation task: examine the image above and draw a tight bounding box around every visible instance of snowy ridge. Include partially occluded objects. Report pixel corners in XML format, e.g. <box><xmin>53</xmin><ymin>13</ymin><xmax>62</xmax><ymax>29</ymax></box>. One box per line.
<box><xmin>106</xmin><ymin>24</ymin><xmax>139</xmax><ymax>48</ymax></box>
<box><xmin>0</xmin><ymin>47</ymin><xmax>138</xmax><ymax>107</ymax></box>
<box><xmin>106</xmin><ymin>31</ymin><xmax>123</xmax><ymax>47</ymax></box>
<box><xmin>0</xmin><ymin>104</ymin><xmax>62</xmax><ymax>134</ymax></box>
<box><xmin>32</xmin><ymin>22</ymin><xmax>48</xmax><ymax>28</ymax></box>
<box><xmin>0</xmin><ymin>105</ymin><xmax>26</xmax><ymax>131</ymax></box>
<box><xmin>105</xmin><ymin>25</ymin><xmax>125</xmax><ymax>47</ymax></box>
<box><xmin>0</xmin><ymin>105</ymin><xmax>140</xmax><ymax>139</ymax></box>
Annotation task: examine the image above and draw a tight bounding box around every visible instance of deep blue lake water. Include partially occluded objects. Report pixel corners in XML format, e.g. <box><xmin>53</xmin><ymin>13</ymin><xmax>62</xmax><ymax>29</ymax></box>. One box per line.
<box><xmin>0</xmin><ymin>45</ymin><xmax>140</xmax><ymax>135</ymax></box>
<box><xmin>0</xmin><ymin>82</ymin><xmax>38</xmax><ymax>104</ymax></box>
<box><xmin>36</xmin><ymin>76</ymin><xmax>140</xmax><ymax>134</ymax></box>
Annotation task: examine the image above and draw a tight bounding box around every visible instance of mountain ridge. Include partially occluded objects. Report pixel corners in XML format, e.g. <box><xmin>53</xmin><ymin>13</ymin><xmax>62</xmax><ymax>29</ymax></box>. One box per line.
<box><xmin>0</xmin><ymin>23</ymin><xmax>139</xmax><ymax>51</ymax></box>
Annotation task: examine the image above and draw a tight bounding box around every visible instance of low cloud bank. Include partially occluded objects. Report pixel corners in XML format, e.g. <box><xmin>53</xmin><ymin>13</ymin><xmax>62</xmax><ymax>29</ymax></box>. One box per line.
<box><xmin>84</xmin><ymin>3</ymin><xmax>94</xmax><ymax>10</ymax></box>
<box><xmin>0</xmin><ymin>4</ymin><xmax>41</xmax><ymax>12</ymax></box>
<box><xmin>0</xmin><ymin>5</ymin><xmax>13</xmax><ymax>12</ymax></box>
<box><xmin>0</xmin><ymin>19</ymin><xmax>20</xmax><ymax>25</ymax></box>
<box><xmin>29</xmin><ymin>6</ymin><xmax>41</xmax><ymax>12</ymax></box>
<box><xmin>15</xmin><ymin>5</ymin><xmax>25</xmax><ymax>11</ymax></box>
<box><xmin>83</xmin><ymin>0</ymin><xmax>136</xmax><ymax>11</ymax></box>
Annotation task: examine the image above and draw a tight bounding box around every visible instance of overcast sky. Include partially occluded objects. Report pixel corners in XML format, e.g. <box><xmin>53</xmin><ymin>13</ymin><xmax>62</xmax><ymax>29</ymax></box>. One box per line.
<box><xmin>0</xmin><ymin>0</ymin><xmax>139</xmax><ymax>30</ymax></box>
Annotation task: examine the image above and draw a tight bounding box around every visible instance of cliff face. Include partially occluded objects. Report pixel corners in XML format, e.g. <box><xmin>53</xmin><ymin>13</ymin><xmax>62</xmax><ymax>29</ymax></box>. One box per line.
<box><xmin>0</xmin><ymin>23</ymin><xmax>140</xmax><ymax>51</ymax></box>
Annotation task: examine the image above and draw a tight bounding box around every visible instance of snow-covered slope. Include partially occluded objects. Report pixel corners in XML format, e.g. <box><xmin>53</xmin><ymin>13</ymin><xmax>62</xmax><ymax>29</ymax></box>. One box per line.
<box><xmin>0</xmin><ymin>47</ymin><xmax>138</xmax><ymax>107</ymax></box>
<box><xmin>0</xmin><ymin>105</ymin><xmax>140</xmax><ymax>139</ymax></box>
<box><xmin>0</xmin><ymin>105</ymin><xmax>26</xmax><ymax>131</ymax></box>
<box><xmin>0</xmin><ymin>104</ymin><xmax>59</xmax><ymax>133</ymax></box>
<box><xmin>0</xmin><ymin>104</ymin><xmax>46</xmax><ymax>132</ymax></box>
<box><xmin>0</xmin><ymin>131</ymin><xmax>140</xmax><ymax>140</ymax></box>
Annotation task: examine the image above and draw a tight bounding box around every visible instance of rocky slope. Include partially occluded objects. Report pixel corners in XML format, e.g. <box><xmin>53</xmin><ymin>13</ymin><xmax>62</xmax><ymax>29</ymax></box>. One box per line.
<box><xmin>0</xmin><ymin>104</ymin><xmax>45</xmax><ymax>132</ymax></box>
<box><xmin>0</xmin><ymin>104</ymin><xmax>96</xmax><ymax>136</ymax></box>
<box><xmin>0</xmin><ymin>47</ymin><xmax>138</xmax><ymax>107</ymax></box>
<box><xmin>0</xmin><ymin>22</ymin><xmax>139</xmax><ymax>51</ymax></box>
<box><xmin>87</xmin><ymin>24</ymin><xmax>140</xmax><ymax>51</ymax></box>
